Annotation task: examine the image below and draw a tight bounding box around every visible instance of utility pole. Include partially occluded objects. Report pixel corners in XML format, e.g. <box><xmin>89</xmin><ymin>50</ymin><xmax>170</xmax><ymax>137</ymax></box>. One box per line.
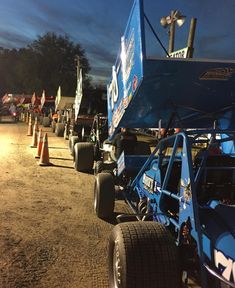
<box><xmin>187</xmin><ymin>18</ymin><xmax>197</xmax><ymax>58</ymax></box>
<box><xmin>169</xmin><ymin>11</ymin><xmax>176</xmax><ymax>54</ymax></box>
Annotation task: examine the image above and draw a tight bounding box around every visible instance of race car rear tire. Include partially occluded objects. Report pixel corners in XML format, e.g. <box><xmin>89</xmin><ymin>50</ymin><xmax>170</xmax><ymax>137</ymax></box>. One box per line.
<box><xmin>94</xmin><ymin>172</ymin><xmax>115</xmax><ymax>219</ymax></box>
<box><xmin>64</xmin><ymin>124</ymin><xmax>69</xmax><ymax>140</ymax></box>
<box><xmin>51</xmin><ymin>121</ymin><xmax>56</xmax><ymax>132</ymax></box>
<box><xmin>74</xmin><ymin>142</ymin><xmax>94</xmax><ymax>172</ymax></box>
<box><xmin>55</xmin><ymin>123</ymin><xmax>65</xmax><ymax>137</ymax></box>
<box><xmin>42</xmin><ymin>116</ymin><xmax>50</xmax><ymax>127</ymax></box>
<box><xmin>108</xmin><ymin>221</ymin><xmax>180</xmax><ymax>288</ymax></box>
<box><xmin>68</xmin><ymin>136</ymin><xmax>79</xmax><ymax>158</ymax></box>
<box><xmin>94</xmin><ymin>143</ymin><xmax>101</xmax><ymax>161</ymax></box>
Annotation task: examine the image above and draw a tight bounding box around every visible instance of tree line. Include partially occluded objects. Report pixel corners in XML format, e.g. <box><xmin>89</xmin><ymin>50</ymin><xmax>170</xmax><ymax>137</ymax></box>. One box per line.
<box><xmin>0</xmin><ymin>32</ymin><xmax>93</xmax><ymax>97</ymax></box>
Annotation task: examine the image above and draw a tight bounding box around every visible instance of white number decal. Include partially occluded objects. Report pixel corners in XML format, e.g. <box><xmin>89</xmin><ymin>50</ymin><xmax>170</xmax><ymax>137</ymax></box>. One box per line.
<box><xmin>107</xmin><ymin>66</ymin><xmax>119</xmax><ymax>111</ymax></box>
<box><xmin>214</xmin><ymin>249</ymin><xmax>235</xmax><ymax>282</ymax></box>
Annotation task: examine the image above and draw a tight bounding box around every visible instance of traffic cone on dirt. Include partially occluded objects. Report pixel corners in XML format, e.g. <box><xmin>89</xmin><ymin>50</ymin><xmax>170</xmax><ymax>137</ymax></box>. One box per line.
<box><xmin>30</xmin><ymin>123</ymin><xmax>38</xmax><ymax>148</ymax></box>
<box><xmin>27</xmin><ymin>115</ymin><xmax>33</xmax><ymax>136</ymax></box>
<box><xmin>34</xmin><ymin>117</ymin><xmax>39</xmax><ymax>132</ymax></box>
<box><xmin>35</xmin><ymin>129</ymin><xmax>43</xmax><ymax>158</ymax></box>
<box><xmin>38</xmin><ymin>133</ymin><xmax>53</xmax><ymax>166</ymax></box>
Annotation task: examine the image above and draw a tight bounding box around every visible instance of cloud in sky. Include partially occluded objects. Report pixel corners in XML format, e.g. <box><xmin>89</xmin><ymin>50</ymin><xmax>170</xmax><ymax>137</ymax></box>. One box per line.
<box><xmin>0</xmin><ymin>0</ymin><xmax>234</xmax><ymax>85</ymax></box>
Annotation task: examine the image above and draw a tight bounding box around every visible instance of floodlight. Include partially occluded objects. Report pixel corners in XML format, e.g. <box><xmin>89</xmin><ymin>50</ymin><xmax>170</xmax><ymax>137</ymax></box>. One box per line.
<box><xmin>160</xmin><ymin>17</ymin><xmax>168</xmax><ymax>28</ymax></box>
<box><xmin>160</xmin><ymin>10</ymin><xmax>186</xmax><ymax>54</ymax></box>
<box><xmin>160</xmin><ymin>10</ymin><xmax>186</xmax><ymax>28</ymax></box>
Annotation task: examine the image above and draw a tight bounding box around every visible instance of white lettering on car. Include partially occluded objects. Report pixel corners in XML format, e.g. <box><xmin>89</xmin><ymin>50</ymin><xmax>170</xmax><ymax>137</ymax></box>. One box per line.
<box><xmin>107</xmin><ymin>66</ymin><xmax>119</xmax><ymax>111</ymax></box>
<box><xmin>214</xmin><ymin>249</ymin><xmax>235</xmax><ymax>282</ymax></box>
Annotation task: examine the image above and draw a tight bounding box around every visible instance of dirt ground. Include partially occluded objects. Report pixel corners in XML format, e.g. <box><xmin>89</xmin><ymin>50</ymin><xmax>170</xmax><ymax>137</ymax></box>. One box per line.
<box><xmin>0</xmin><ymin>121</ymin><xmax>128</xmax><ymax>288</ymax></box>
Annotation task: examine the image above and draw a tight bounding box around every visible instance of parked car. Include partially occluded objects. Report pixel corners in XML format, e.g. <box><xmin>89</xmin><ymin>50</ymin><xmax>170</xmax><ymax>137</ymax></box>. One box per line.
<box><xmin>0</xmin><ymin>106</ymin><xmax>19</xmax><ymax>122</ymax></box>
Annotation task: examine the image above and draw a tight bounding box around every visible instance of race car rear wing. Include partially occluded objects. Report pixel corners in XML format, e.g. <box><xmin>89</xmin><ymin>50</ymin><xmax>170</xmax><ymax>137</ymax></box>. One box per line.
<box><xmin>107</xmin><ymin>0</ymin><xmax>235</xmax><ymax>139</ymax></box>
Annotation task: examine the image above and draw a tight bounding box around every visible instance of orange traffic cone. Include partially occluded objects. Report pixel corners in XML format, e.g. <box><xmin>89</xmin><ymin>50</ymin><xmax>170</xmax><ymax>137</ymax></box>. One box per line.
<box><xmin>35</xmin><ymin>129</ymin><xmax>43</xmax><ymax>158</ymax></box>
<box><xmin>30</xmin><ymin>123</ymin><xmax>38</xmax><ymax>148</ymax></box>
<box><xmin>34</xmin><ymin>117</ymin><xmax>39</xmax><ymax>132</ymax></box>
<box><xmin>27</xmin><ymin>115</ymin><xmax>33</xmax><ymax>136</ymax></box>
<box><xmin>39</xmin><ymin>133</ymin><xmax>53</xmax><ymax>166</ymax></box>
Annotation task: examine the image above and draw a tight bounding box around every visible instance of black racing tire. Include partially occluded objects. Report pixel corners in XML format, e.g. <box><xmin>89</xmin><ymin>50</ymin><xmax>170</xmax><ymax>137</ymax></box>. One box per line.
<box><xmin>64</xmin><ymin>124</ymin><xmax>69</xmax><ymax>140</ymax></box>
<box><xmin>51</xmin><ymin>121</ymin><xmax>56</xmax><ymax>132</ymax></box>
<box><xmin>68</xmin><ymin>136</ymin><xmax>79</xmax><ymax>158</ymax></box>
<box><xmin>39</xmin><ymin>115</ymin><xmax>43</xmax><ymax>125</ymax></box>
<box><xmin>94</xmin><ymin>161</ymin><xmax>104</xmax><ymax>175</ymax></box>
<box><xmin>94</xmin><ymin>172</ymin><xmax>115</xmax><ymax>219</ymax></box>
<box><xmin>55</xmin><ymin>123</ymin><xmax>65</xmax><ymax>137</ymax></box>
<box><xmin>94</xmin><ymin>143</ymin><xmax>101</xmax><ymax>161</ymax></box>
<box><xmin>74</xmin><ymin>142</ymin><xmax>94</xmax><ymax>172</ymax></box>
<box><xmin>108</xmin><ymin>221</ymin><xmax>180</xmax><ymax>288</ymax></box>
<box><xmin>42</xmin><ymin>116</ymin><xmax>50</xmax><ymax>127</ymax></box>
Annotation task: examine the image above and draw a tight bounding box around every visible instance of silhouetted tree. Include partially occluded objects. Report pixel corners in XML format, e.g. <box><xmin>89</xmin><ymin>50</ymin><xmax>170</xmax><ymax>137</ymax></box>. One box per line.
<box><xmin>27</xmin><ymin>32</ymin><xmax>91</xmax><ymax>95</ymax></box>
<box><xmin>0</xmin><ymin>32</ymin><xmax>91</xmax><ymax>96</ymax></box>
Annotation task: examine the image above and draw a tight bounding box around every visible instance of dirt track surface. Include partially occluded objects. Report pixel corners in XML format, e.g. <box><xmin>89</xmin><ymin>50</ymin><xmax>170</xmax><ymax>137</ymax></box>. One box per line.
<box><xmin>0</xmin><ymin>121</ymin><xmax>125</xmax><ymax>288</ymax></box>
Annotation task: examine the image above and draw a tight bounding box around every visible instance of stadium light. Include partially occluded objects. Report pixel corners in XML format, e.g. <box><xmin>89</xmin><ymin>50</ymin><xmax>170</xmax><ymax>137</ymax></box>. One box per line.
<box><xmin>160</xmin><ymin>10</ymin><xmax>186</xmax><ymax>53</ymax></box>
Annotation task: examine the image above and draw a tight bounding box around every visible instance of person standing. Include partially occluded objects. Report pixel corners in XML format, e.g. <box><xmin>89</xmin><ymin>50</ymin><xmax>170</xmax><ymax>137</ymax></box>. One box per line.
<box><xmin>112</xmin><ymin>128</ymin><xmax>137</xmax><ymax>158</ymax></box>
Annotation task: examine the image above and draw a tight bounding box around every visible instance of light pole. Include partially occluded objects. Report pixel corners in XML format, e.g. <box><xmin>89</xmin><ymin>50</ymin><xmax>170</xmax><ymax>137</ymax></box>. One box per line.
<box><xmin>187</xmin><ymin>18</ymin><xmax>197</xmax><ymax>58</ymax></box>
<box><xmin>160</xmin><ymin>10</ymin><xmax>186</xmax><ymax>54</ymax></box>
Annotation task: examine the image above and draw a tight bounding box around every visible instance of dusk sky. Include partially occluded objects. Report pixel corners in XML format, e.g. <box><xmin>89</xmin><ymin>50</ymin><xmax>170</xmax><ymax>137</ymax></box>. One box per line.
<box><xmin>0</xmin><ymin>0</ymin><xmax>235</xmax><ymax>85</ymax></box>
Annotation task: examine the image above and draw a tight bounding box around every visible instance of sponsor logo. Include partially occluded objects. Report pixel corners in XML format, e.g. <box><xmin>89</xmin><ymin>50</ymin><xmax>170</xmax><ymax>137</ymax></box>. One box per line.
<box><xmin>132</xmin><ymin>75</ymin><xmax>138</xmax><ymax>92</ymax></box>
<box><xmin>200</xmin><ymin>68</ymin><xmax>235</xmax><ymax>81</ymax></box>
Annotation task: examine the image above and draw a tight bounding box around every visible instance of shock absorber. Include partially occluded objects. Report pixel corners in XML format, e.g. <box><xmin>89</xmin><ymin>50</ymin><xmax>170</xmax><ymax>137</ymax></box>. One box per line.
<box><xmin>137</xmin><ymin>198</ymin><xmax>153</xmax><ymax>220</ymax></box>
<box><xmin>138</xmin><ymin>198</ymin><xmax>148</xmax><ymax>214</ymax></box>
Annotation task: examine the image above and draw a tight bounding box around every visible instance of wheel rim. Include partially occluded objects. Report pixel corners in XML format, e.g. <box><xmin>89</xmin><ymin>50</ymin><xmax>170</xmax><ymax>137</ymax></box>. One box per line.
<box><xmin>113</xmin><ymin>241</ymin><xmax>121</xmax><ymax>288</ymax></box>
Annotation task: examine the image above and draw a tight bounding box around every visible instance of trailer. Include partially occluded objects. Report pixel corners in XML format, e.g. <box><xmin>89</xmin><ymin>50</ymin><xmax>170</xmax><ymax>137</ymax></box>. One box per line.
<box><xmin>94</xmin><ymin>0</ymin><xmax>235</xmax><ymax>287</ymax></box>
<box><xmin>52</xmin><ymin>86</ymin><xmax>75</xmax><ymax>137</ymax></box>
<box><xmin>67</xmin><ymin>65</ymin><xmax>95</xmax><ymax>163</ymax></box>
<box><xmin>72</xmin><ymin>113</ymin><xmax>108</xmax><ymax>172</ymax></box>
<box><xmin>67</xmin><ymin>64</ymin><xmax>109</xmax><ymax>172</ymax></box>
<box><xmin>40</xmin><ymin>90</ymin><xmax>55</xmax><ymax>127</ymax></box>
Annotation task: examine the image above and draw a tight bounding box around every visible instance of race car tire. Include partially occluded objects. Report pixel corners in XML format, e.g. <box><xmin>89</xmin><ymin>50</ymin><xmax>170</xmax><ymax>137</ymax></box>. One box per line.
<box><xmin>51</xmin><ymin>121</ymin><xmax>56</xmax><ymax>133</ymax></box>
<box><xmin>94</xmin><ymin>172</ymin><xmax>115</xmax><ymax>219</ymax></box>
<box><xmin>42</xmin><ymin>116</ymin><xmax>50</xmax><ymax>127</ymax></box>
<box><xmin>108</xmin><ymin>221</ymin><xmax>180</xmax><ymax>288</ymax></box>
<box><xmin>68</xmin><ymin>136</ymin><xmax>79</xmax><ymax>158</ymax></box>
<box><xmin>55</xmin><ymin>123</ymin><xmax>65</xmax><ymax>137</ymax></box>
<box><xmin>74</xmin><ymin>142</ymin><xmax>94</xmax><ymax>172</ymax></box>
<box><xmin>64</xmin><ymin>124</ymin><xmax>69</xmax><ymax>140</ymax></box>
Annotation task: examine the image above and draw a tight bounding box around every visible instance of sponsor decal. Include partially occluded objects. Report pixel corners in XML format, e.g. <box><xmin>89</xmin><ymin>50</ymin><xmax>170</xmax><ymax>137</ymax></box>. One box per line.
<box><xmin>121</xmin><ymin>29</ymin><xmax>135</xmax><ymax>88</ymax></box>
<box><xmin>132</xmin><ymin>75</ymin><xmax>138</xmax><ymax>92</ymax></box>
<box><xmin>181</xmin><ymin>178</ymin><xmax>191</xmax><ymax>209</ymax></box>
<box><xmin>200</xmin><ymin>67</ymin><xmax>235</xmax><ymax>81</ymax></box>
<box><xmin>112</xmin><ymin>100</ymin><xmax>125</xmax><ymax>129</ymax></box>
<box><xmin>122</xmin><ymin>96</ymin><xmax>129</xmax><ymax>109</ymax></box>
<box><xmin>143</xmin><ymin>173</ymin><xmax>160</xmax><ymax>194</ymax></box>
<box><xmin>117</xmin><ymin>152</ymin><xmax>125</xmax><ymax>176</ymax></box>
